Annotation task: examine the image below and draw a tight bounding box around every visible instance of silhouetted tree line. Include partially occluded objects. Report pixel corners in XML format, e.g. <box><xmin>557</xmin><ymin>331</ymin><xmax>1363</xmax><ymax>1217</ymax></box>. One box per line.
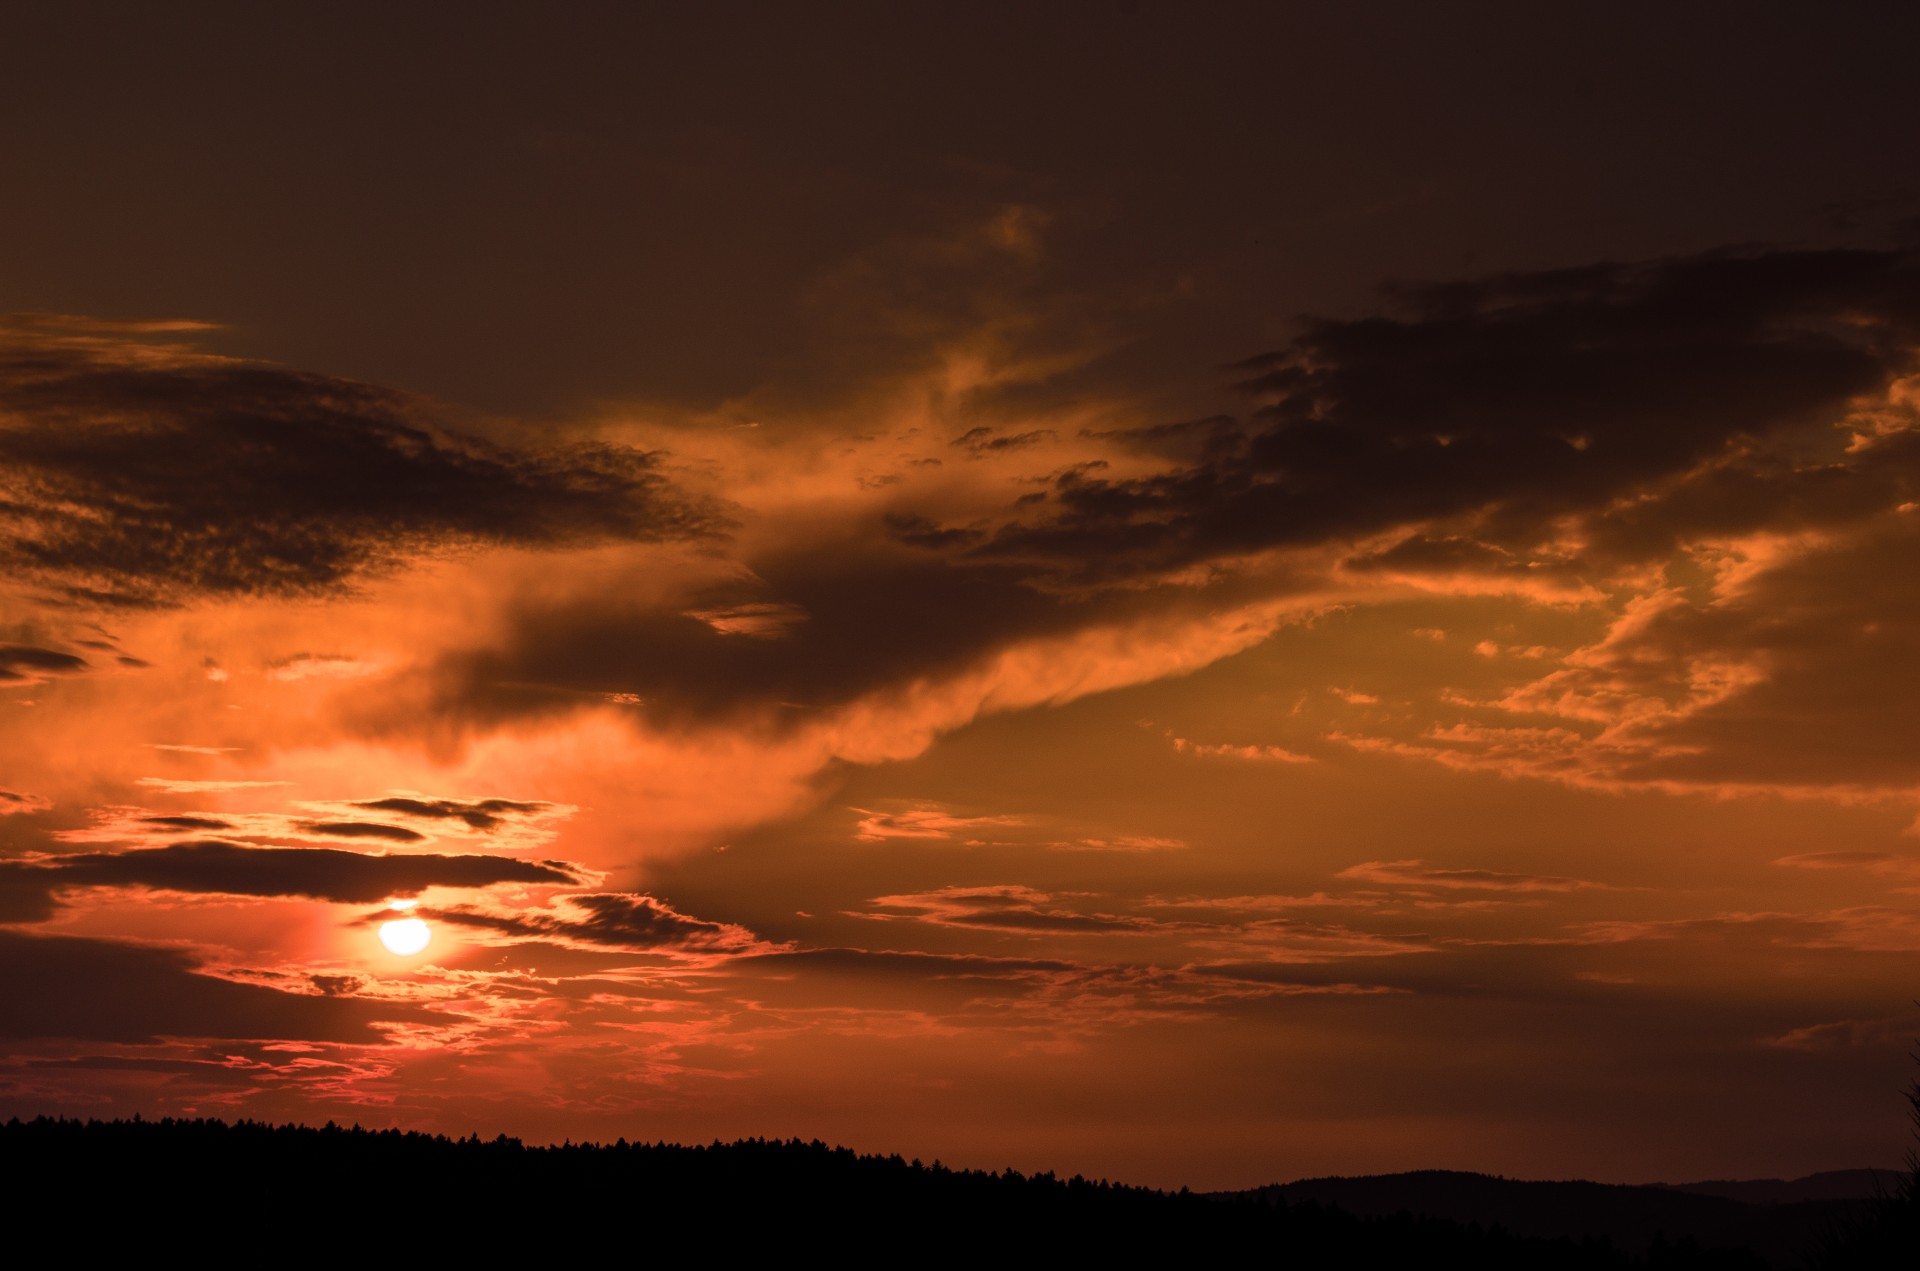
<box><xmin>1805</xmin><ymin>1057</ymin><xmax>1920</xmax><ymax>1269</ymax></box>
<box><xmin>1</xmin><ymin>1115</ymin><xmax>1779</xmax><ymax>1264</ymax></box>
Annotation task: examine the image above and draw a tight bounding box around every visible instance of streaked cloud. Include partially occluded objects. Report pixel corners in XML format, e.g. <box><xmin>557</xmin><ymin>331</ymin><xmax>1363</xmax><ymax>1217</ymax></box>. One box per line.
<box><xmin>0</xmin><ymin>316</ymin><xmax>718</xmax><ymax>606</ymax></box>
<box><xmin>5</xmin><ymin>840</ymin><xmax>582</xmax><ymax>906</ymax></box>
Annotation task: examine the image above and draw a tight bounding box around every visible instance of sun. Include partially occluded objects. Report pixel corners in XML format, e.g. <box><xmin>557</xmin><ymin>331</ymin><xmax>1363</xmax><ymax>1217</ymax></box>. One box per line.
<box><xmin>378</xmin><ymin>917</ymin><xmax>432</xmax><ymax>956</ymax></box>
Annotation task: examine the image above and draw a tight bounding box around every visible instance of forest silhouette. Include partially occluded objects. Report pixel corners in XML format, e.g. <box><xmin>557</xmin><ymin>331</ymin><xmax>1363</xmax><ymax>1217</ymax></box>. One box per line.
<box><xmin>4</xmin><ymin>1113</ymin><xmax>1906</xmax><ymax>1265</ymax></box>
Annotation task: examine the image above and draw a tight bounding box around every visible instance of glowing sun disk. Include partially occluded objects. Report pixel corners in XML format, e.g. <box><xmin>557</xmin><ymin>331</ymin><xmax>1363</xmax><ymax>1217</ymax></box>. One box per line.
<box><xmin>378</xmin><ymin>917</ymin><xmax>432</xmax><ymax>956</ymax></box>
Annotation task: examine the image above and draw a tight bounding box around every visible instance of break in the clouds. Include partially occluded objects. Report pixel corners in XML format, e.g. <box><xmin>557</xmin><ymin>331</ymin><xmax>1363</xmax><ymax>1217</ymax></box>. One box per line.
<box><xmin>0</xmin><ymin>316</ymin><xmax>717</xmax><ymax>606</ymax></box>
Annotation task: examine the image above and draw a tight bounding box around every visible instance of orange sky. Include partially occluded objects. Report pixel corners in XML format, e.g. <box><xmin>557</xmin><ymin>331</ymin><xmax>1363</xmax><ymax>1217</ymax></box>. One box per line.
<box><xmin>3</xmin><ymin>2</ymin><xmax>1919</xmax><ymax>1190</ymax></box>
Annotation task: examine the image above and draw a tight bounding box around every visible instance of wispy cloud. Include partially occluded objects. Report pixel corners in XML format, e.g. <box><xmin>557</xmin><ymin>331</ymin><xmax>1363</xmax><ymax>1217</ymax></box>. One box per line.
<box><xmin>851</xmin><ymin>805</ymin><xmax>1026</xmax><ymax>842</ymax></box>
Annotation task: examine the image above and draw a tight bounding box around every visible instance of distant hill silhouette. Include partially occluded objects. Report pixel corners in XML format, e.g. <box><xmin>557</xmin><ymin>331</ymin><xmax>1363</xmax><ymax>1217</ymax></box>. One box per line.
<box><xmin>1229</xmin><ymin>1169</ymin><xmax>1890</xmax><ymax>1267</ymax></box>
<box><xmin>0</xmin><ymin>1116</ymin><xmax>1784</xmax><ymax>1265</ymax></box>
<box><xmin>1658</xmin><ymin>1171</ymin><xmax>1897</xmax><ymax>1206</ymax></box>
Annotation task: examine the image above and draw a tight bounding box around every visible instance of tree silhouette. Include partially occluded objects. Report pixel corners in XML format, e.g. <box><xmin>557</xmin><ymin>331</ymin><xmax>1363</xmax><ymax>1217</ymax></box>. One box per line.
<box><xmin>1806</xmin><ymin>1041</ymin><xmax>1920</xmax><ymax>1268</ymax></box>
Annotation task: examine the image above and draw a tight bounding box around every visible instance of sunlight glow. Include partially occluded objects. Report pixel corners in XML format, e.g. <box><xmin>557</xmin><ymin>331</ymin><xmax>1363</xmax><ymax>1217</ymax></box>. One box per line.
<box><xmin>377</xmin><ymin>917</ymin><xmax>432</xmax><ymax>956</ymax></box>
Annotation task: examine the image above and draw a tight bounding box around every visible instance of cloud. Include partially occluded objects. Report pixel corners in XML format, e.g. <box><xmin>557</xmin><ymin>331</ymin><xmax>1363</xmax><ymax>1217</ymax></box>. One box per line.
<box><xmin>0</xmin><ymin>315</ymin><xmax>718</xmax><ymax>605</ymax></box>
<box><xmin>684</xmin><ymin>602</ymin><xmax>809</xmax><ymax>639</ymax></box>
<box><xmin>0</xmin><ymin>864</ymin><xmax>59</xmax><ymax>924</ymax></box>
<box><xmin>1571</xmin><ymin>907</ymin><xmax>1920</xmax><ymax>954</ymax></box>
<box><xmin>851</xmin><ymin>805</ymin><xmax>1026</xmax><ymax>842</ymax></box>
<box><xmin>1774</xmin><ymin>850</ymin><xmax>1898</xmax><ymax>869</ymax></box>
<box><xmin>1761</xmin><ymin>1015</ymin><xmax>1916</xmax><ymax>1052</ymax></box>
<box><xmin>55</xmin><ymin>805</ymin><xmax>513</xmax><ymax>850</ymax></box>
<box><xmin>1336</xmin><ymin>859</ymin><xmax>1612</xmax><ymax>893</ymax></box>
<box><xmin>1044</xmin><ymin>835</ymin><xmax>1187</xmax><ymax>853</ymax></box>
<box><xmin>0</xmin><ymin>929</ymin><xmax>436</xmax><ymax>1043</ymax></box>
<box><xmin>140</xmin><ymin>815</ymin><xmax>235</xmax><ymax>832</ymax></box>
<box><xmin>861</xmin><ymin>885</ymin><xmax>1157</xmax><ymax>935</ymax></box>
<box><xmin>951</xmin><ymin>426</ymin><xmax>1055</xmax><ymax>456</ymax></box>
<box><xmin>0</xmin><ymin>789</ymin><xmax>51</xmax><ymax>816</ymax></box>
<box><xmin>1356</xmin><ymin>492</ymin><xmax>1920</xmax><ymax>800</ymax></box>
<box><xmin>1772</xmin><ymin>851</ymin><xmax>1920</xmax><ymax>881</ymax></box>
<box><xmin>422</xmin><ymin>892</ymin><xmax>765</xmax><ymax>955</ymax></box>
<box><xmin>924</xmin><ymin>247</ymin><xmax>1920</xmax><ymax>586</ymax></box>
<box><xmin>0</xmin><ymin>644</ymin><xmax>90</xmax><ymax>686</ymax></box>
<box><xmin>729</xmin><ymin>946</ymin><xmax>1082</xmax><ymax>980</ymax></box>
<box><xmin>348</xmin><ymin>796</ymin><xmax>560</xmax><ymax>833</ymax></box>
<box><xmin>267</xmin><ymin>654</ymin><xmax>378</xmax><ymax>682</ymax></box>
<box><xmin>379</xmin><ymin>245</ymin><xmax>1913</xmax><ymax>827</ymax></box>
<box><xmin>6</xmin><ymin>840</ymin><xmax>581</xmax><ymax>906</ymax></box>
<box><xmin>1170</xmin><ymin>736</ymin><xmax>1315</xmax><ymax>764</ymax></box>
<box><xmin>297</xmin><ymin>821</ymin><xmax>427</xmax><ymax>843</ymax></box>
<box><xmin>410</xmin><ymin>548</ymin><xmax>1105</xmax><ymax>730</ymax></box>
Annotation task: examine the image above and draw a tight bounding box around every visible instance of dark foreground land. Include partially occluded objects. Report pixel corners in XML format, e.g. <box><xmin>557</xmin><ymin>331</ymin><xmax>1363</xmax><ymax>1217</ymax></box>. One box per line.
<box><xmin>4</xmin><ymin>1116</ymin><xmax>1912</xmax><ymax>1266</ymax></box>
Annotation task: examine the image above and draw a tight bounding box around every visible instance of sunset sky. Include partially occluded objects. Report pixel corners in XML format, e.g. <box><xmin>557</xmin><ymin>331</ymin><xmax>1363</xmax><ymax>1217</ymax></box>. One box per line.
<box><xmin>5</xmin><ymin>3</ymin><xmax>1920</xmax><ymax>1190</ymax></box>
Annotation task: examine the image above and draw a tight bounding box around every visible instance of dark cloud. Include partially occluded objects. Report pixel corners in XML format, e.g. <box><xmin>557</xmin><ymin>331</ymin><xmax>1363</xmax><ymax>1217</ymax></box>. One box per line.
<box><xmin>0</xmin><ymin>863</ymin><xmax>60</xmax><ymax>924</ymax></box>
<box><xmin>1079</xmin><ymin>416</ymin><xmax>1242</xmax><ymax>464</ymax></box>
<box><xmin>866</xmin><ymin>886</ymin><xmax>1154</xmax><ymax>935</ymax></box>
<box><xmin>951</xmin><ymin>426</ymin><xmax>1053</xmax><ymax>455</ymax></box>
<box><xmin>10</xmin><ymin>840</ymin><xmax>580</xmax><ymax>906</ymax></box>
<box><xmin>425</xmin><ymin>892</ymin><xmax>760</xmax><ymax>953</ymax></box>
<box><xmin>351</xmin><ymin>797</ymin><xmax>553</xmax><ymax>832</ymax></box>
<box><xmin>299</xmin><ymin>821</ymin><xmax>427</xmax><ymax>843</ymax></box>
<box><xmin>0</xmin><ymin>644</ymin><xmax>89</xmax><ymax>684</ymax></box>
<box><xmin>382</xmin><ymin>249</ymin><xmax>1920</xmax><ymax>735</ymax></box>
<box><xmin>141</xmin><ymin>815</ymin><xmax>234</xmax><ymax>832</ymax></box>
<box><xmin>0</xmin><ymin>929</ymin><xmax>435</xmax><ymax>1043</ymax></box>
<box><xmin>614</xmin><ymin>243</ymin><xmax>1920</xmax><ymax>810</ymax></box>
<box><xmin>952</xmin><ymin>248</ymin><xmax>1920</xmax><ymax>583</ymax></box>
<box><xmin>409</xmin><ymin>551</ymin><xmax>1107</xmax><ymax>728</ymax></box>
<box><xmin>882</xmin><ymin>513</ymin><xmax>986</xmax><ymax>551</ymax></box>
<box><xmin>0</xmin><ymin>318</ymin><xmax>719</xmax><ymax>605</ymax></box>
<box><xmin>0</xmin><ymin>789</ymin><xmax>51</xmax><ymax>816</ymax></box>
<box><xmin>729</xmin><ymin>947</ymin><xmax>1080</xmax><ymax>979</ymax></box>
<box><xmin>1344</xmin><ymin>535</ymin><xmax>1527</xmax><ymax>576</ymax></box>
